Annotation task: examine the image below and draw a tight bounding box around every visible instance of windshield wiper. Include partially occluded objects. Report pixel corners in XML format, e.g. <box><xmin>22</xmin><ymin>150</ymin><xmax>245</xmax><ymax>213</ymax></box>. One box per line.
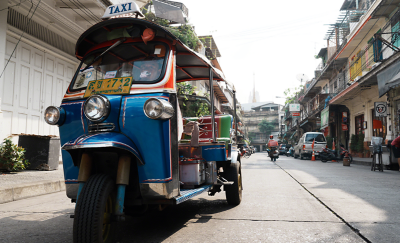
<box><xmin>81</xmin><ymin>38</ymin><xmax>126</xmax><ymax>72</ymax></box>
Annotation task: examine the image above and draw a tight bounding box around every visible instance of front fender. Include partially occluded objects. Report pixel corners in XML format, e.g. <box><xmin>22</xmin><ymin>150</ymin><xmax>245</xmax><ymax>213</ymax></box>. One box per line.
<box><xmin>62</xmin><ymin>132</ymin><xmax>144</xmax><ymax>165</ymax></box>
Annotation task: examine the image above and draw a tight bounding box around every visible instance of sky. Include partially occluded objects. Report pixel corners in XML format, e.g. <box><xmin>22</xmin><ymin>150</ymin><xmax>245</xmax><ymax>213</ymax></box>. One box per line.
<box><xmin>114</xmin><ymin>0</ymin><xmax>347</xmax><ymax>105</ymax></box>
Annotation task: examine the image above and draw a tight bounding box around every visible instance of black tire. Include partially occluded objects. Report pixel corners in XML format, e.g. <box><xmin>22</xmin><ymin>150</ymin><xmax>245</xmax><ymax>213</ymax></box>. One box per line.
<box><xmin>225</xmin><ymin>162</ymin><xmax>242</xmax><ymax>206</ymax></box>
<box><xmin>348</xmin><ymin>155</ymin><xmax>353</xmax><ymax>163</ymax></box>
<box><xmin>300</xmin><ymin>151</ymin><xmax>303</xmax><ymax>160</ymax></box>
<box><xmin>73</xmin><ymin>174</ymin><xmax>116</xmax><ymax>243</ymax></box>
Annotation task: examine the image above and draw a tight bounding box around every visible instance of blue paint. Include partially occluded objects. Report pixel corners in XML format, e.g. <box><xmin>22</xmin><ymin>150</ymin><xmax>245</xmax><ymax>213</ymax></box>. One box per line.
<box><xmin>115</xmin><ymin>184</ymin><xmax>126</xmax><ymax>215</ymax></box>
<box><xmin>201</xmin><ymin>144</ymin><xmax>226</xmax><ymax>162</ymax></box>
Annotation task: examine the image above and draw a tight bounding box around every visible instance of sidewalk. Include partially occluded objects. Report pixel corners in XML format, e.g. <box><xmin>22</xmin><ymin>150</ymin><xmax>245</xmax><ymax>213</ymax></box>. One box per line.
<box><xmin>0</xmin><ymin>164</ymin><xmax>65</xmax><ymax>204</ymax></box>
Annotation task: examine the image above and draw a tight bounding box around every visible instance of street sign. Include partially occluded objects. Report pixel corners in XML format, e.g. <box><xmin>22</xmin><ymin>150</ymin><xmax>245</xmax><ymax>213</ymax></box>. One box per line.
<box><xmin>374</xmin><ymin>102</ymin><xmax>387</xmax><ymax>117</ymax></box>
<box><xmin>342</xmin><ymin>124</ymin><xmax>348</xmax><ymax>131</ymax></box>
<box><xmin>289</xmin><ymin>104</ymin><xmax>300</xmax><ymax>112</ymax></box>
<box><xmin>321</xmin><ymin>107</ymin><xmax>329</xmax><ymax>129</ymax></box>
<box><xmin>292</xmin><ymin>112</ymin><xmax>300</xmax><ymax>116</ymax></box>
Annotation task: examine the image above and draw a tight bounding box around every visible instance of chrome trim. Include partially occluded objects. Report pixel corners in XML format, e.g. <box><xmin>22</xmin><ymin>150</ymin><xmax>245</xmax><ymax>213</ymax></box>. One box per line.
<box><xmin>88</xmin><ymin>123</ymin><xmax>115</xmax><ymax>133</ymax></box>
<box><xmin>83</xmin><ymin>95</ymin><xmax>110</xmax><ymax>122</ymax></box>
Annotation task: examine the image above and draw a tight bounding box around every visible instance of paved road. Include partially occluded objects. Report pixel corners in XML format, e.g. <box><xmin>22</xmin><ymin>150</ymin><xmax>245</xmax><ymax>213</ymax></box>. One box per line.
<box><xmin>1</xmin><ymin>152</ymin><xmax>399</xmax><ymax>242</ymax></box>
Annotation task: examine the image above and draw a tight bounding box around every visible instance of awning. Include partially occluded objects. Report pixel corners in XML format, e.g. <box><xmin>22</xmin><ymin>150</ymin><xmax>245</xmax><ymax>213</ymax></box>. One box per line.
<box><xmin>377</xmin><ymin>59</ymin><xmax>400</xmax><ymax>97</ymax></box>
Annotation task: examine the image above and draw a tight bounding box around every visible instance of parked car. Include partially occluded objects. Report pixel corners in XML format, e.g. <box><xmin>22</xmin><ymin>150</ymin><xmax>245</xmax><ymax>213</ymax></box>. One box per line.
<box><xmin>294</xmin><ymin>132</ymin><xmax>327</xmax><ymax>160</ymax></box>
<box><xmin>279</xmin><ymin>144</ymin><xmax>287</xmax><ymax>155</ymax></box>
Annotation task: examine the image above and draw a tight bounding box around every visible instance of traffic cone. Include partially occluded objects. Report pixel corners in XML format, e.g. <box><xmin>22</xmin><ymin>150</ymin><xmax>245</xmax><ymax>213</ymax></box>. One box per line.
<box><xmin>311</xmin><ymin>150</ymin><xmax>315</xmax><ymax>161</ymax></box>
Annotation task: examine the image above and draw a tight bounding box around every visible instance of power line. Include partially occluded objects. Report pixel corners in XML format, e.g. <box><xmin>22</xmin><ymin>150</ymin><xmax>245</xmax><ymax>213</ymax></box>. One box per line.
<box><xmin>69</xmin><ymin>0</ymin><xmax>101</xmax><ymax>23</ymax></box>
<box><xmin>59</xmin><ymin>0</ymin><xmax>95</xmax><ymax>26</ymax></box>
<box><xmin>0</xmin><ymin>0</ymin><xmax>31</xmax><ymax>12</ymax></box>
<box><xmin>0</xmin><ymin>0</ymin><xmax>41</xmax><ymax>79</ymax></box>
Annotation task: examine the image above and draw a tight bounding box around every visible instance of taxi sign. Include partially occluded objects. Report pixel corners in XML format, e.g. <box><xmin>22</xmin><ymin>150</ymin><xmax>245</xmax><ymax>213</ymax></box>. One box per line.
<box><xmin>84</xmin><ymin>77</ymin><xmax>133</xmax><ymax>98</ymax></box>
<box><xmin>102</xmin><ymin>2</ymin><xmax>144</xmax><ymax>19</ymax></box>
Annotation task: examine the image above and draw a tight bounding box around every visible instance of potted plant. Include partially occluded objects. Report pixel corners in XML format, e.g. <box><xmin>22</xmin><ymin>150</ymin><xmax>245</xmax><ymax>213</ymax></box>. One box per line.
<box><xmin>0</xmin><ymin>138</ymin><xmax>29</xmax><ymax>172</ymax></box>
<box><xmin>350</xmin><ymin>134</ymin><xmax>358</xmax><ymax>156</ymax></box>
<box><xmin>357</xmin><ymin>132</ymin><xmax>365</xmax><ymax>158</ymax></box>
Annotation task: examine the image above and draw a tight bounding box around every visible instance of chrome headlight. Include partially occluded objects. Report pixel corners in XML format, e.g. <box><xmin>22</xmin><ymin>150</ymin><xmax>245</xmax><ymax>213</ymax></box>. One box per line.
<box><xmin>44</xmin><ymin>106</ymin><xmax>65</xmax><ymax>125</ymax></box>
<box><xmin>143</xmin><ymin>98</ymin><xmax>174</xmax><ymax>120</ymax></box>
<box><xmin>84</xmin><ymin>95</ymin><xmax>110</xmax><ymax>122</ymax></box>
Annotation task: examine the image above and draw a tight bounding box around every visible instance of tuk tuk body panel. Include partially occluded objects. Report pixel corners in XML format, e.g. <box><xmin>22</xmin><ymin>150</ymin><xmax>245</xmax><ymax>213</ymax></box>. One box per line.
<box><xmin>121</xmin><ymin>93</ymin><xmax>173</xmax><ymax>183</ymax></box>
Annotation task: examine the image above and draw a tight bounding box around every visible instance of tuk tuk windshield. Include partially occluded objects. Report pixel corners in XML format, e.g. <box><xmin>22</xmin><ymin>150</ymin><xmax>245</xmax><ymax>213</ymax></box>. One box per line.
<box><xmin>71</xmin><ymin>42</ymin><xmax>168</xmax><ymax>90</ymax></box>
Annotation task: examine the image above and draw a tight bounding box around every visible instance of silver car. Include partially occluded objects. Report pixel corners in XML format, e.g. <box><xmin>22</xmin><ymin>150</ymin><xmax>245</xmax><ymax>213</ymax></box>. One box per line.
<box><xmin>294</xmin><ymin>132</ymin><xmax>327</xmax><ymax>160</ymax></box>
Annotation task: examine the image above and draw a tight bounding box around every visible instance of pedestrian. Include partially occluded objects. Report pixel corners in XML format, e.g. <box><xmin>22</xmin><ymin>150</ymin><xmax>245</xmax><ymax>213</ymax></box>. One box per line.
<box><xmin>390</xmin><ymin>135</ymin><xmax>400</xmax><ymax>171</ymax></box>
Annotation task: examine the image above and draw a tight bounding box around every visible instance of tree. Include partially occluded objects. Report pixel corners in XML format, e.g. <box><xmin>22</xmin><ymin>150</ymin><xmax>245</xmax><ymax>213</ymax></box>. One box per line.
<box><xmin>258</xmin><ymin>119</ymin><xmax>275</xmax><ymax>138</ymax></box>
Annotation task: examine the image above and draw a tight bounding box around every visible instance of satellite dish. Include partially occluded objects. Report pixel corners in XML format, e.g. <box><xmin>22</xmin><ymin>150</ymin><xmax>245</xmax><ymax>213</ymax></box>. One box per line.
<box><xmin>296</xmin><ymin>74</ymin><xmax>308</xmax><ymax>85</ymax></box>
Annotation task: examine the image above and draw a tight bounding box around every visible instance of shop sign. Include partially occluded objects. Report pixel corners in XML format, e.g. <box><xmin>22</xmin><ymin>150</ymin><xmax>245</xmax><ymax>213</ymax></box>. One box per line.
<box><xmin>292</xmin><ymin>112</ymin><xmax>300</xmax><ymax>116</ymax></box>
<box><xmin>342</xmin><ymin>124</ymin><xmax>348</xmax><ymax>131</ymax></box>
<box><xmin>316</xmin><ymin>121</ymin><xmax>321</xmax><ymax>127</ymax></box>
<box><xmin>321</xmin><ymin>107</ymin><xmax>329</xmax><ymax>129</ymax></box>
<box><xmin>374</xmin><ymin>102</ymin><xmax>387</xmax><ymax>117</ymax></box>
<box><xmin>289</xmin><ymin>104</ymin><xmax>300</xmax><ymax>112</ymax></box>
<box><xmin>342</xmin><ymin>112</ymin><xmax>348</xmax><ymax>123</ymax></box>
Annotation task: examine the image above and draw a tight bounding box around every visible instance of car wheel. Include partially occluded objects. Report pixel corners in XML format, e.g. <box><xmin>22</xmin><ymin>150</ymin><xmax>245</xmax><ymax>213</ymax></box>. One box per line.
<box><xmin>300</xmin><ymin>151</ymin><xmax>303</xmax><ymax>160</ymax></box>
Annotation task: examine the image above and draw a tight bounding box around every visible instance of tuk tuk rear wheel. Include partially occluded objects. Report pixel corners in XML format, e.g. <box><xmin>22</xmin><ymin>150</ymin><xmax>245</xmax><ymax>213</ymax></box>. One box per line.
<box><xmin>73</xmin><ymin>174</ymin><xmax>116</xmax><ymax>243</ymax></box>
<box><xmin>225</xmin><ymin>162</ymin><xmax>242</xmax><ymax>205</ymax></box>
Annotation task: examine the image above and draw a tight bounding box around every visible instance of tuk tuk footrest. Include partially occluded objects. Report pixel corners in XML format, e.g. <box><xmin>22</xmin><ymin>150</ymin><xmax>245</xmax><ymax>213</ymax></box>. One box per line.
<box><xmin>174</xmin><ymin>185</ymin><xmax>212</xmax><ymax>204</ymax></box>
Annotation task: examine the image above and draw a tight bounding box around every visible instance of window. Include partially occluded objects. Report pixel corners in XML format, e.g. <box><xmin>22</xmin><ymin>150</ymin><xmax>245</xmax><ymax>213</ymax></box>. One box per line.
<box><xmin>305</xmin><ymin>133</ymin><xmax>326</xmax><ymax>143</ymax></box>
<box><xmin>355</xmin><ymin>114</ymin><xmax>364</xmax><ymax>134</ymax></box>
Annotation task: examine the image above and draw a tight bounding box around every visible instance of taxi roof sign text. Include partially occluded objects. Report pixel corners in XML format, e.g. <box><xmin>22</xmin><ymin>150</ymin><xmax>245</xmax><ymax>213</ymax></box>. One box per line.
<box><xmin>102</xmin><ymin>2</ymin><xmax>144</xmax><ymax>19</ymax></box>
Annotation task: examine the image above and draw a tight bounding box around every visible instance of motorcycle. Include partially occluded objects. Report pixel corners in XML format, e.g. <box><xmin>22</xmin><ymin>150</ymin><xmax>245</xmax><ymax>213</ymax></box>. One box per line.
<box><xmin>286</xmin><ymin>147</ymin><xmax>294</xmax><ymax>157</ymax></box>
<box><xmin>268</xmin><ymin>147</ymin><xmax>279</xmax><ymax>161</ymax></box>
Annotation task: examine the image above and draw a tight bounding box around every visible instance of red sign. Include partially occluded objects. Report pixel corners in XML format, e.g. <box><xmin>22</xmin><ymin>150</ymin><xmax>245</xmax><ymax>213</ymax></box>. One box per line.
<box><xmin>292</xmin><ymin>112</ymin><xmax>300</xmax><ymax>116</ymax></box>
<box><xmin>342</xmin><ymin>124</ymin><xmax>348</xmax><ymax>131</ymax></box>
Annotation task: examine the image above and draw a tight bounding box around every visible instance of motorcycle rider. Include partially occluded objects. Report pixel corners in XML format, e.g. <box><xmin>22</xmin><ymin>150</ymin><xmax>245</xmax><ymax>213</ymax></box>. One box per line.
<box><xmin>267</xmin><ymin>135</ymin><xmax>279</xmax><ymax>159</ymax></box>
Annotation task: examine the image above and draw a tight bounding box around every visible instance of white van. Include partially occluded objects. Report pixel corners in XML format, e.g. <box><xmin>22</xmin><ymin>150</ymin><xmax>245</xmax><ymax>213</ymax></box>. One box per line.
<box><xmin>294</xmin><ymin>132</ymin><xmax>327</xmax><ymax>160</ymax></box>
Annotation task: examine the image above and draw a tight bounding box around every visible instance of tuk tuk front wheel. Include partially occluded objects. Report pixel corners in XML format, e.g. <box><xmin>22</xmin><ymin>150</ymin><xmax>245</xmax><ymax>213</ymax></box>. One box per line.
<box><xmin>225</xmin><ymin>162</ymin><xmax>242</xmax><ymax>206</ymax></box>
<box><xmin>73</xmin><ymin>174</ymin><xmax>117</xmax><ymax>243</ymax></box>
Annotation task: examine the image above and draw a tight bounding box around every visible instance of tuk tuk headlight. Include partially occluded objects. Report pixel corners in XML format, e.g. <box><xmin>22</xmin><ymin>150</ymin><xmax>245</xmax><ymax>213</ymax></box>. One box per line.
<box><xmin>44</xmin><ymin>106</ymin><xmax>65</xmax><ymax>125</ymax></box>
<box><xmin>84</xmin><ymin>95</ymin><xmax>110</xmax><ymax>122</ymax></box>
<box><xmin>143</xmin><ymin>98</ymin><xmax>174</xmax><ymax>120</ymax></box>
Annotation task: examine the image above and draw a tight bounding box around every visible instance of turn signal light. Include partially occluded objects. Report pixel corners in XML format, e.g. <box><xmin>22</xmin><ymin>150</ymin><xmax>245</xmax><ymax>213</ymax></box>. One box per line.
<box><xmin>303</xmin><ymin>145</ymin><xmax>306</xmax><ymax>151</ymax></box>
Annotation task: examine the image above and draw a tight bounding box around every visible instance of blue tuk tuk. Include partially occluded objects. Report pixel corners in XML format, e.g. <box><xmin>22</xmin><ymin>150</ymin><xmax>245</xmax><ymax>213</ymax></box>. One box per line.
<box><xmin>44</xmin><ymin>2</ymin><xmax>242</xmax><ymax>242</ymax></box>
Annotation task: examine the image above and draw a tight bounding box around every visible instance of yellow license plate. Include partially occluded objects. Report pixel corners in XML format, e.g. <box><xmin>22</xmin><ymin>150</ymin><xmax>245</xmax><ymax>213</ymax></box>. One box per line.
<box><xmin>84</xmin><ymin>77</ymin><xmax>133</xmax><ymax>98</ymax></box>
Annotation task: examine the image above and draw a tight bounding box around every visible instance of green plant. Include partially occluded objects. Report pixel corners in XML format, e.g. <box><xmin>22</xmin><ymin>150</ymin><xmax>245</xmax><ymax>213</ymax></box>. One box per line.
<box><xmin>350</xmin><ymin>134</ymin><xmax>358</xmax><ymax>152</ymax></box>
<box><xmin>0</xmin><ymin>138</ymin><xmax>29</xmax><ymax>172</ymax></box>
<box><xmin>357</xmin><ymin>132</ymin><xmax>365</xmax><ymax>153</ymax></box>
<box><xmin>258</xmin><ymin>120</ymin><xmax>275</xmax><ymax>138</ymax></box>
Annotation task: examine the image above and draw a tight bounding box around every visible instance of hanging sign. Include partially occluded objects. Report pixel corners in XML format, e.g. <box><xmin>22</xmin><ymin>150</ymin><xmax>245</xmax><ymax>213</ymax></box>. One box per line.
<box><xmin>289</xmin><ymin>104</ymin><xmax>300</xmax><ymax>112</ymax></box>
<box><xmin>292</xmin><ymin>112</ymin><xmax>300</xmax><ymax>116</ymax></box>
<box><xmin>342</xmin><ymin>112</ymin><xmax>348</xmax><ymax>123</ymax></box>
<box><xmin>374</xmin><ymin>102</ymin><xmax>387</xmax><ymax>117</ymax></box>
<box><xmin>321</xmin><ymin>107</ymin><xmax>329</xmax><ymax>129</ymax></box>
<box><xmin>342</xmin><ymin>124</ymin><xmax>348</xmax><ymax>131</ymax></box>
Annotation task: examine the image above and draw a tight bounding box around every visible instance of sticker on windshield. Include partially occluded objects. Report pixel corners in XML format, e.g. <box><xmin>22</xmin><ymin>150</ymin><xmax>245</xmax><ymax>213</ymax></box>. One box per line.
<box><xmin>104</xmin><ymin>71</ymin><xmax>117</xmax><ymax>79</ymax></box>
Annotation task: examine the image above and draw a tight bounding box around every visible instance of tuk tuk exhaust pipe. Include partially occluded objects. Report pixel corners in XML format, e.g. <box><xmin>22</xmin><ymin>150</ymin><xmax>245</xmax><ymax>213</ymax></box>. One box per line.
<box><xmin>115</xmin><ymin>154</ymin><xmax>131</xmax><ymax>217</ymax></box>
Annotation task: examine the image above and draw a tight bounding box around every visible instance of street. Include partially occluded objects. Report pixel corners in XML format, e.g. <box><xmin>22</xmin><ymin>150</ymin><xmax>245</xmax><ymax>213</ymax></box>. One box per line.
<box><xmin>1</xmin><ymin>152</ymin><xmax>400</xmax><ymax>243</ymax></box>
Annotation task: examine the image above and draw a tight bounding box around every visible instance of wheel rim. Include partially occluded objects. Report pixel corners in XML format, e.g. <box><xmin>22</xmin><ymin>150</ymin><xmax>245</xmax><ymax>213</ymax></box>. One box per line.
<box><xmin>102</xmin><ymin>195</ymin><xmax>113</xmax><ymax>240</ymax></box>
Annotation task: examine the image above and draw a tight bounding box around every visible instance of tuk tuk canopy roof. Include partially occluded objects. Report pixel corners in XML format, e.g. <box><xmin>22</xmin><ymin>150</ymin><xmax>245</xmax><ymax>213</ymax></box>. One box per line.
<box><xmin>75</xmin><ymin>18</ymin><xmax>234</xmax><ymax>90</ymax></box>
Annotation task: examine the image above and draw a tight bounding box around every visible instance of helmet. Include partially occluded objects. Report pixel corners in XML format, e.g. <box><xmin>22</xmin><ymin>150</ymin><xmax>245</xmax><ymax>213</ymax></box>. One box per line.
<box><xmin>269</xmin><ymin>135</ymin><xmax>273</xmax><ymax>139</ymax></box>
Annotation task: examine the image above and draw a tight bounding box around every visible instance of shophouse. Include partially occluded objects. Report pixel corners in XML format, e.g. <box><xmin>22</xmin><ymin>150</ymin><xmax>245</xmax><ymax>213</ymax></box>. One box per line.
<box><xmin>297</xmin><ymin>0</ymin><xmax>400</xmax><ymax>166</ymax></box>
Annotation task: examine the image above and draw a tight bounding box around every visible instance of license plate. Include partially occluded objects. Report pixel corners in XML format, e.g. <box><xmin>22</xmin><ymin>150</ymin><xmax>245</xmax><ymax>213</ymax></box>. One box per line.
<box><xmin>84</xmin><ymin>77</ymin><xmax>133</xmax><ymax>98</ymax></box>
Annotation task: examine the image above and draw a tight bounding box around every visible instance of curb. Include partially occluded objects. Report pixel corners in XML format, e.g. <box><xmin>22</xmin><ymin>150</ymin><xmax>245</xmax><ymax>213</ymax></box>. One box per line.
<box><xmin>0</xmin><ymin>179</ymin><xmax>66</xmax><ymax>204</ymax></box>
